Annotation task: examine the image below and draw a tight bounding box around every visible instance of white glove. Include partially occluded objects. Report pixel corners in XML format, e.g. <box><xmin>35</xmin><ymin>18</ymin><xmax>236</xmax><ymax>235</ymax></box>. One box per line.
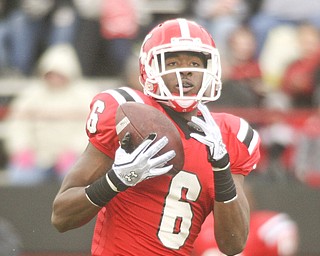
<box><xmin>189</xmin><ymin>103</ymin><xmax>229</xmax><ymax>169</ymax></box>
<box><xmin>112</xmin><ymin>133</ymin><xmax>176</xmax><ymax>187</ymax></box>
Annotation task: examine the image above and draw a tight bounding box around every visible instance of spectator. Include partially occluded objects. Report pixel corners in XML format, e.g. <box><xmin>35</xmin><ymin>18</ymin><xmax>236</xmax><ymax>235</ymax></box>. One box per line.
<box><xmin>99</xmin><ymin>0</ymin><xmax>139</xmax><ymax>76</ymax></box>
<box><xmin>292</xmin><ymin>108</ymin><xmax>320</xmax><ymax>188</ymax></box>
<box><xmin>73</xmin><ymin>0</ymin><xmax>139</xmax><ymax>77</ymax></box>
<box><xmin>0</xmin><ymin>0</ymin><xmax>16</xmax><ymax>75</ymax></box>
<box><xmin>194</xmin><ymin>0</ymin><xmax>250</xmax><ymax>57</ymax></box>
<box><xmin>280</xmin><ymin>23</ymin><xmax>320</xmax><ymax>108</ymax></box>
<box><xmin>249</xmin><ymin>0</ymin><xmax>320</xmax><ymax>57</ymax></box>
<box><xmin>212</xmin><ymin>25</ymin><xmax>266</xmax><ymax>108</ymax></box>
<box><xmin>72</xmin><ymin>0</ymin><xmax>104</xmax><ymax>77</ymax></box>
<box><xmin>0</xmin><ymin>0</ymin><xmax>78</xmax><ymax>76</ymax></box>
<box><xmin>258</xmin><ymin>25</ymin><xmax>301</xmax><ymax>90</ymax></box>
<box><xmin>3</xmin><ymin>44</ymin><xmax>97</xmax><ymax>185</ymax></box>
<box><xmin>258</xmin><ymin>102</ymin><xmax>295</xmax><ymax>181</ymax></box>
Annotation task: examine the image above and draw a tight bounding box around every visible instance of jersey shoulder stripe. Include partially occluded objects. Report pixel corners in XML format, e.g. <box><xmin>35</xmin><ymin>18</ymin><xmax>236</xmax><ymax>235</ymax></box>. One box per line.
<box><xmin>237</xmin><ymin>118</ymin><xmax>259</xmax><ymax>155</ymax></box>
<box><xmin>103</xmin><ymin>87</ymin><xmax>145</xmax><ymax>104</ymax></box>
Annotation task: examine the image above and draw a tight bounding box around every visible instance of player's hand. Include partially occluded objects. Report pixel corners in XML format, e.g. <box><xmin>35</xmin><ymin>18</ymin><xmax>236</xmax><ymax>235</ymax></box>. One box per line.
<box><xmin>188</xmin><ymin>102</ymin><xmax>229</xmax><ymax>170</ymax></box>
<box><xmin>111</xmin><ymin>133</ymin><xmax>176</xmax><ymax>187</ymax></box>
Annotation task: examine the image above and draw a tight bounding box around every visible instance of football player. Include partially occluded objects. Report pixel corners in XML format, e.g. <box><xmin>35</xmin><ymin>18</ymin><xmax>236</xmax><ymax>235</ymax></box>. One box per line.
<box><xmin>51</xmin><ymin>18</ymin><xmax>260</xmax><ymax>255</ymax></box>
<box><xmin>193</xmin><ymin>211</ymin><xmax>299</xmax><ymax>256</ymax></box>
<box><xmin>193</xmin><ymin>184</ymin><xmax>299</xmax><ymax>256</ymax></box>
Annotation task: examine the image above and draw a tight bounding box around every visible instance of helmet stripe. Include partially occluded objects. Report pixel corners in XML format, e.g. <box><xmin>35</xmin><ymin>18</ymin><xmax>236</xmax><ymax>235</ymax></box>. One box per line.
<box><xmin>177</xmin><ymin>18</ymin><xmax>190</xmax><ymax>38</ymax></box>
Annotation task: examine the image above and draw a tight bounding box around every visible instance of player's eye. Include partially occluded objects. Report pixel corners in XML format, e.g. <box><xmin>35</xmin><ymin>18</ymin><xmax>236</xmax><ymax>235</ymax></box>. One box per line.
<box><xmin>191</xmin><ymin>61</ymin><xmax>201</xmax><ymax>67</ymax></box>
<box><xmin>165</xmin><ymin>60</ymin><xmax>178</xmax><ymax>68</ymax></box>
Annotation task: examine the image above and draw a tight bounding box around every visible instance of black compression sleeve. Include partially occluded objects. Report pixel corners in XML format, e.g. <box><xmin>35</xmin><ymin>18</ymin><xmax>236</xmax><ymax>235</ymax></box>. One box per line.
<box><xmin>85</xmin><ymin>170</ymin><xmax>128</xmax><ymax>207</ymax></box>
<box><xmin>213</xmin><ymin>165</ymin><xmax>237</xmax><ymax>203</ymax></box>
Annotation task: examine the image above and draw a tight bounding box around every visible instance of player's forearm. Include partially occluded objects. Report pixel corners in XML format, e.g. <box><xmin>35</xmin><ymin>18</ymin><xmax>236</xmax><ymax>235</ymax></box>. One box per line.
<box><xmin>51</xmin><ymin>187</ymin><xmax>100</xmax><ymax>232</ymax></box>
<box><xmin>213</xmin><ymin>176</ymin><xmax>250</xmax><ymax>255</ymax></box>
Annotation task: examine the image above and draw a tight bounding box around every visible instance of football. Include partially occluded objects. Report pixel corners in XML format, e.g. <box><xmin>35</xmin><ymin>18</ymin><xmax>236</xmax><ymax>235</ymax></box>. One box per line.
<box><xmin>115</xmin><ymin>102</ymin><xmax>184</xmax><ymax>175</ymax></box>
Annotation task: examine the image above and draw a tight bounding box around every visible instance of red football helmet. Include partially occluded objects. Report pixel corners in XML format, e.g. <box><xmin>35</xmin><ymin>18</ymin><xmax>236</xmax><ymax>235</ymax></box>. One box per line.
<box><xmin>139</xmin><ymin>18</ymin><xmax>222</xmax><ymax>112</ymax></box>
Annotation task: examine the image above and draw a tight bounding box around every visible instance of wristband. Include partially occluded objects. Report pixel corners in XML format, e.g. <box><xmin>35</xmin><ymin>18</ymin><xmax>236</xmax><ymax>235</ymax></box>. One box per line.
<box><xmin>213</xmin><ymin>165</ymin><xmax>237</xmax><ymax>203</ymax></box>
<box><xmin>210</xmin><ymin>153</ymin><xmax>230</xmax><ymax>170</ymax></box>
<box><xmin>85</xmin><ymin>169</ymin><xmax>128</xmax><ymax>207</ymax></box>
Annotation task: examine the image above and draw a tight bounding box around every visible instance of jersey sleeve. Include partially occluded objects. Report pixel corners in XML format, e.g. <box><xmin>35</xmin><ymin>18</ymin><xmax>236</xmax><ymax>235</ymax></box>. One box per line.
<box><xmin>218</xmin><ymin>113</ymin><xmax>261</xmax><ymax>176</ymax></box>
<box><xmin>85</xmin><ymin>91</ymin><xmax>120</xmax><ymax>159</ymax></box>
<box><xmin>85</xmin><ymin>87</ymin><xmax>152</xmax><ymax>159</ymax></box>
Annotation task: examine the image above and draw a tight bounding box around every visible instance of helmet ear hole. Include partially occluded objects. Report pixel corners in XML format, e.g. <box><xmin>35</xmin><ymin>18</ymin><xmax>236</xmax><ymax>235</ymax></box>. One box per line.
<box><xmin>138</xmin><ymin>63</ymin><xmax>146</xmax><ymax>84</ymax></box>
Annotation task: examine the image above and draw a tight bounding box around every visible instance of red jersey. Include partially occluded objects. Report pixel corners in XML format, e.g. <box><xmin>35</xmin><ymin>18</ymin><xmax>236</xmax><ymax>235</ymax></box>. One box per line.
<box><xmin>85</xmin><ymin>87</ymin><xmax>261</xmax><ymax>255</ymax></box>
<box><xmin>193</xmin><ymin>211</ymin><xmax>299</xmax><ymax>256</ymax></box>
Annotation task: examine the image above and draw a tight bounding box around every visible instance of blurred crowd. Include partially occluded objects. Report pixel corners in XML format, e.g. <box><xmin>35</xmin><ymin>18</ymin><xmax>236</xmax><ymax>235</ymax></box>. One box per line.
<box><xmin>0</xmin><ymin>0</ymin><xmax>320</xmax><ymax>189</ymax></box>
<box><xmin>2</xmin><ymin>0</ymin><xmax>320</xmax><ymax>255</ymax></box>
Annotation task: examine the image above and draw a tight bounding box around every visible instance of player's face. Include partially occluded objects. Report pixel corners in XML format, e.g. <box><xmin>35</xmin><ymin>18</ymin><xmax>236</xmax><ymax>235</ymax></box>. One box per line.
<box><xmin>161</xmin><ymin>52</ymin><xmax>205</xmax><ymax>96</ymax></box>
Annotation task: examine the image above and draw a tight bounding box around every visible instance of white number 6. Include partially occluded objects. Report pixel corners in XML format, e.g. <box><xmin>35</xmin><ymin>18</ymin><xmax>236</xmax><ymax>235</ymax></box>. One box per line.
<box><xmin>158</xmin><ymin>171</ymin><xmax>201</xmax><ymax>249</ymax></box>
<box><xmin>86</xmin><ymin>100</ymin><xmax>105</xmax><ymax>133</ymax></box>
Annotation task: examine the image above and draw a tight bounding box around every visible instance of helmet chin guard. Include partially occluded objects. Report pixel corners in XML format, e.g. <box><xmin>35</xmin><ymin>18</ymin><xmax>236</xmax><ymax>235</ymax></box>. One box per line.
<box><xmin>139</xmin><ymin>18</ymin><xmax>222</xmax><ymax>112</ymax></box>
<box><xmin>169</xmin><ymin>99</ymin><xmax>199</xmax><ymax>113</ymax></box>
